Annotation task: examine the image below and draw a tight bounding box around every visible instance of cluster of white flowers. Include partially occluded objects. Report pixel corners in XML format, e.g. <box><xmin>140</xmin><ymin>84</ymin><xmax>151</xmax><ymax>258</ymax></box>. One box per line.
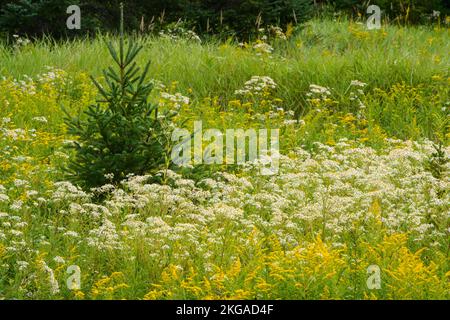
<box><xmin>269</xmin><ymin>26</ymin><xmax>287</xmax><ymax>40</ymax></box>
<box><xmin>40</xmin><ymin>260</ymin><xmax>60</xmax><ymax>295</ymax></box>
<box><xmin>350</xmin><ymin>80</ymin><xmax>367</xmax><ymax>88</ymax></box>
<box><xmin>1</xmin><ymin>117</ymin><xmax>11</xmax><ymax>125</ymax></box>
<box><xmin>0</xmin><ymin>132</ymin><xmax>447</xmax><ymax>282</ymax></box>
<box><xmin>234</xmin><ymin>76</ymin><xmax>277</xmax><ymax>97</ymax></box>
<box><xmin>0</xmin><ymin>194</ymin><xmax>9</xmax><ymax>203</ymax></box>
<box><xmin>159</xmin><ymin>92</ymin><xmax>190</xmax><ymax>109</ymax></box>
<box><xmin>1</xmin><ymin>127</ymin><xmax>29</xmax><ymax>141</ymax></box>
<box><xmin>307</xmin><ymin>84</ymin><xmax>332</xmax><ymax>100</ymax></box>
<box><xmin>32</xmin><ymin>116</ymin><xmax>48</xmax><ymax>123</ymax></box>
<box><xmin>348</xmin><ymin>80</ymin><xmax>368</xmax><ymax>111</ymax></box>
<box><xmin>36</xmin><ymin>67</ymin><xmax>67</xmax><ymax>85</ymax></box>
<box><xmin>12</xmin><ymin>34</ymin><xmax>31</xmax><ymax>50</ymax></box>
<box><xmin>0</xmin><ymin>139</ymin><xmax>438</xmax><ymax>259</ymax></box>
<box><xmin>0</xmin><ymin>208</ymin><xmax>31</xmax><ymax>254</ymax></box>
<box><xmin>159</xmin><ymin>28</ymin><xmax>201</xmax><ymax>43</ymax></box>
<box><xmin>86</xmin><ymin>218</ymin><xmax>122</xmax><ymax>251</ymax></box>
<box><xmin>52</xmin><ymin>181</ymin><xmax>89</xmax><ymax>201</ymax></box>
<box><xmin>6</xmin><ymin>67</ymin><xmax>67</xmax><ymax>97</ymax></box>
<box><xmin>11</xmin><ymin>77</ymin><xmax>37</xmax><ymax>95</ymax></box>
<box><xmin>253</xmin><ymin>42</ymin><xmax>274</xmax><ymax>55</ymax></box>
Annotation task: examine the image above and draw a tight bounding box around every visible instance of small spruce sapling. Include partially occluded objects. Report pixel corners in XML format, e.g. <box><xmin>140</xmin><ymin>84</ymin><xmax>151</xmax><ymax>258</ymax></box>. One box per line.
<box><xmin>63</xmin><ymin>3</ymin><xmax>177</xmax><ymax>189</ymax></box>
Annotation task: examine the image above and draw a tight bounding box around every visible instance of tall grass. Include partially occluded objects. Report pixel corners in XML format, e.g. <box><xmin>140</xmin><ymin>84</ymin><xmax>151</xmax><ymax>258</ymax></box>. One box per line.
<box><xmin>0</xmin><ymin>18</ymin><xmax>448</xmax><ymax>144</ymax></box>
<box><xmin>1</xmin><ymin>19</ymin><xmax>448</xmax><ymax>107</ymax></box>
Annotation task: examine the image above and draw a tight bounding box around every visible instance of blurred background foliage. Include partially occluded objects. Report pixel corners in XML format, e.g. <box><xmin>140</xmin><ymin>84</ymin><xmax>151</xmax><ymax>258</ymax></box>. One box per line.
<box><xmin>0</xmin><ymin>0</ymin><xmax>448</xmax><ymax>39</ymax></box>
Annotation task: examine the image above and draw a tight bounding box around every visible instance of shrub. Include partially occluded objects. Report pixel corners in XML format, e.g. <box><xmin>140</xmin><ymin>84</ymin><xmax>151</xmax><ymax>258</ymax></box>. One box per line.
<box><xmin>63</xmin><ymin>5</ymin><xmax>176</xmax><ymax>189</ymax></box>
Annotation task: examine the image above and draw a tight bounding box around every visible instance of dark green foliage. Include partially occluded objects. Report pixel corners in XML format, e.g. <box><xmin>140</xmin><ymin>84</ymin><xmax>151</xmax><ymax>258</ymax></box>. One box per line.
<box><xmin>321</xmin><ymin>0</ymin><xmax>449</xmax><ymax>24</ymax></box>
<box><xmin>182</xmin><ymin>0</ymin><xmax>314</xmax><ymax>38</ymax></box>
<box><xmin>63</xmin><ymin>6</ymin><xmax>176</xmax><ymax>189</ymax></box>
<box><xmin>0</xmin><ymin>0</ymin><xmax>85</xmax><ymax>38</ymax></box>
<box><xmin>1</xmin><ymin>0</ymin><xmax>447</xmax><ymax>39</ymax></box>
<box><xmin>426</xmin><ymin>142</ymin><xmax>449</xmax><ymax>180</ymax></box>
<box><xmin>376</xmin><ymin>0</ymin><xmax>448</xmax><ymax>24</ymax></box>
<box><xmin>0</xmin><ymin>0</ymin><xmax>314</xmax><ymax>39</ymax></box>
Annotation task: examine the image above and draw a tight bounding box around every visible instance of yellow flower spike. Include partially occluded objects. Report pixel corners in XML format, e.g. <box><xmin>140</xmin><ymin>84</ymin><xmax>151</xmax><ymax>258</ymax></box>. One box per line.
<box><xmin>113</xmin><ymin>283</ymin><xmax>129</xmax><ymax>291</ymax></box>
<box><xmin>255</xmin><ymin>279</ymin><xmax>272</xmax><ymax>292</ymax></box>
<box><xmin>363</xmin><ymin>292</ymin><xmax>379</xmax><ymax>300</ymax></box>
<box><xmin>228</xmin><ymin>258</ymin><xmax>241</xmax><ymax>279</ymax></box>
<box><xmin>369</xmin><ymin>198</ymin><xmax>383</xmax><ymax>225</ymax></box>
<box><xmin>73</xmin><ymin>290</ymin><xmax>85</xmax><ymax>300</ymax></box>
<box><xmin>0</xmin><ymin>244</ymin><xmax>5</xmax><ymax>259</ymax></box>
<box><xmin>143</xmin><ymin>290</ymin><xmax>162</xmax><ymax>300</ymax></box>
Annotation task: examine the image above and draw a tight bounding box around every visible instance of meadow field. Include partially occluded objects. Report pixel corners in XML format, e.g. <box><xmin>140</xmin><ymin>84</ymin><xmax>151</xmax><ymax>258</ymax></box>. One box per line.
<box><xmin>0</xmin><ymin>18</ymin><xmax>449</xmax><ymax>299</ymax></box>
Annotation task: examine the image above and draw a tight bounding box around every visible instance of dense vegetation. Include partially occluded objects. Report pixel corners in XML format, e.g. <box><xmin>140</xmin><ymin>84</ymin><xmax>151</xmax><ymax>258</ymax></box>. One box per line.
<box><xmin>0</xmin><ymin>14</ymin><xmax>448</xmax><ymax>299</ymax></box>
<box><xmin>0</xmin><ymin>0</ymin><xmax>448</xmax><ymax>39</ymax></box>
